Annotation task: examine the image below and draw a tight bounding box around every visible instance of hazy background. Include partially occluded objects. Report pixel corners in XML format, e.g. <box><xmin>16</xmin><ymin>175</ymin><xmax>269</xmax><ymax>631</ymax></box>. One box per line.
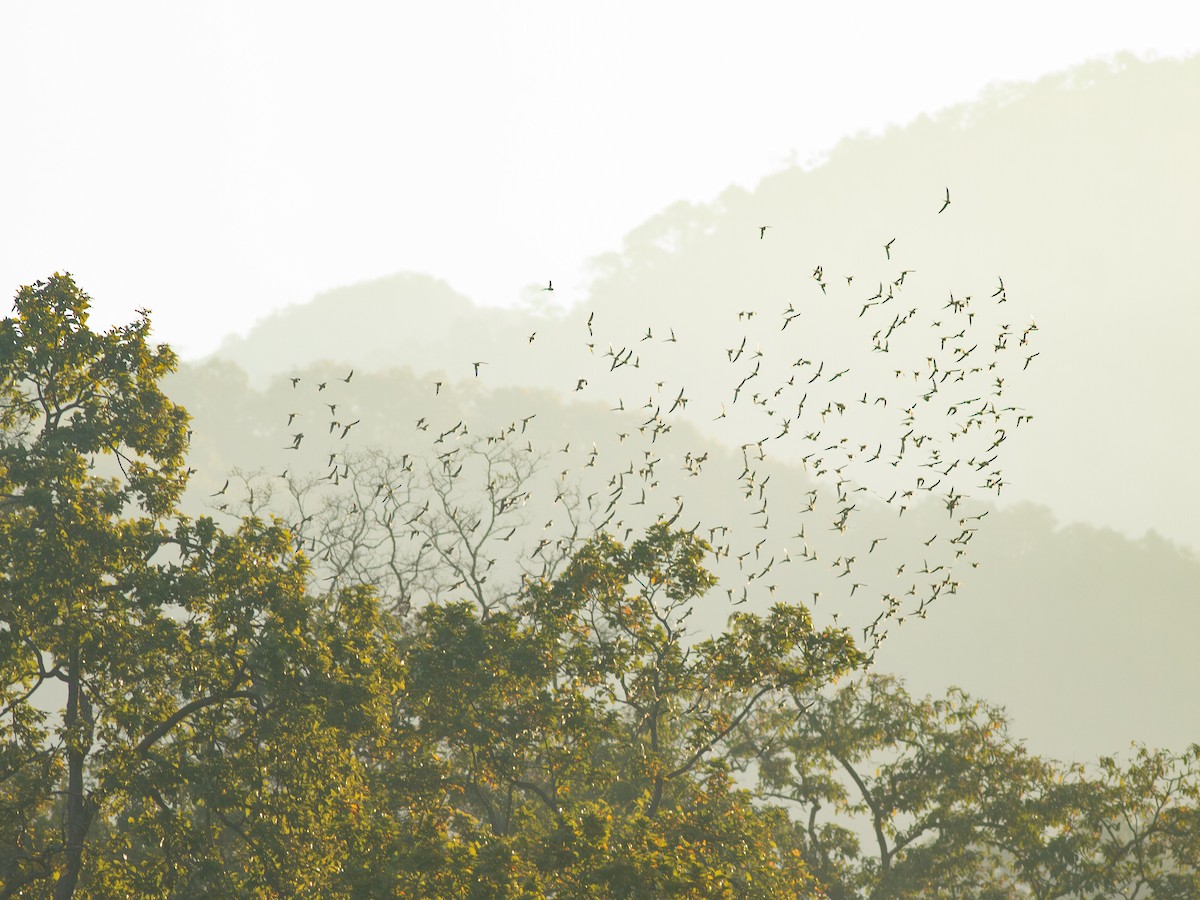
<box><xmin>3</xmin><ymin>2</ymin><xmax>1197</xmax><ymax>351</ymax></box>
<box><xmin>3</xmin><ymin>4</ymin><xmax>1198</xmax><ymax>764</ymax></box>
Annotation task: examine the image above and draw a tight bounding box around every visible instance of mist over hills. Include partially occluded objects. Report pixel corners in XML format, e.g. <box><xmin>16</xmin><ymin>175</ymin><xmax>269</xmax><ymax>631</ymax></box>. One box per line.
<box><xmin>194</xmin><ymin>53</ymin><xmax>1199</xmax><ymax>762</ymax></box>
<box><xmin>216</xmin><ymin>53</ymin><xmax>1199</xmax><ymax>554</ymax></box>
<box><xmin>167</xmin><ymin>352</ymin><xmax>1199</xmax><ymax>765</ymax></box>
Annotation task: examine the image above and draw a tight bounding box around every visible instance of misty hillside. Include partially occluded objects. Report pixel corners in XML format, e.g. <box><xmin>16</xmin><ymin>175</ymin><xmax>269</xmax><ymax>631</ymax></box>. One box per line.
<box><xmin>215</xmin><ymin>53</ymin><xmax>1200</xmax><ymax>554</ymax></box>
<box><xmin>187</xmin><ymin>54</ymin><xmax>1200</xmax><ymax>767</ymax></box>
<box><xmin>167</xmin><ymin>355</ymin><xmax>1200</xmax><ymax>765</ymax></box>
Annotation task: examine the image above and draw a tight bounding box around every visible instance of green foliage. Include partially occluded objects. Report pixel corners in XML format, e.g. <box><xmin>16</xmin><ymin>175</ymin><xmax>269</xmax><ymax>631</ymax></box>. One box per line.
<box><xmin>741</xmin><ymin>673</ymin><xmax>1200</xmax><ymax>897</ymax></box>
<box><xmin>0</xmin><ymin>275</ymin><xmax>191</xmax><ymax>896</ymax></box>
<box><xmin>0</xmin><ymin>277</ymin><xmax>395</xmax><ymax>898</ymax></box>
<box><xmin>2</xmin><ymin>275</ymin><xmax>1196</xmax><ymax>897</ymax></box>
<box><xmin>393</xmin><ymin>522</ymin><xmax>859</xmax><ymax>896</ymax></box>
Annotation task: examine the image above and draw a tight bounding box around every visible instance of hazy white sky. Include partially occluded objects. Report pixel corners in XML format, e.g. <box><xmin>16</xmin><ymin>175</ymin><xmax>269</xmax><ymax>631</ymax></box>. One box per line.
<box><xmin>2</xmin><ymin>2</ymin><xmax>1197</xmax><ymax>357</ymax></box>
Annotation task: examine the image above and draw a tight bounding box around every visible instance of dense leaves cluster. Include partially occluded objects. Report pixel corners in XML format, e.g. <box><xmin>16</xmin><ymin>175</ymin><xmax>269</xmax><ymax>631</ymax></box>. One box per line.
<box><xmin>737</xmin><ymin>675</ymin><xmax>1200</xmax><ymax>897</ymax></box>
<box><xmin>1</xmin><ymin>277</ymin><xmax>1196</xmax><ymax>897</ymax></box>
<box><xmin>386</xmin><ymin>523</ymin><xmax>859</xmax><ymax>896</ymax></box>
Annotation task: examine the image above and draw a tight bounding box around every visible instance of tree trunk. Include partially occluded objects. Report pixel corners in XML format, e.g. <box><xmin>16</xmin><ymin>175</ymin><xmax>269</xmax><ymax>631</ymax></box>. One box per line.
<box><xmin>53</xmin><ymin>649</ymin><xmax>94</xmax><ymax>900</ymax></box>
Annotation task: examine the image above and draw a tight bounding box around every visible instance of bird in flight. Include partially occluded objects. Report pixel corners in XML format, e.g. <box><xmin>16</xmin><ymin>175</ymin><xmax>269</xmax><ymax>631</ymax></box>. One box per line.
<box><xmin>884</xmin><ymin>238</ymin><xmax>895</xmax><ymax>259</ymax></box>
<box><xmin>210</xmin><ymin>478</ymin><xmax>230</xmax><ymax>497</ymax></box>
<box><xmin>938</xmin><ymin>188</ymin><xmax>951</xmax><ymax>214</ymax></box>
<box><xmin>759</xmin><ymin>226</ymin><xmax>771</xmax><ymax>239</ymax></box>
<box><xmin>542</xmin><ymin>280</ymin><xmax>554</xmax><ymax>291</ymax></box>
<box><xmin>472</xmin><ymin>361</ymin><xmax>487</xmax><ymax>376</ymax></box>
<box><xmin>289</xmin><ymin>377</ymin><xmax>301</xmax><ymax>388</ymax></box>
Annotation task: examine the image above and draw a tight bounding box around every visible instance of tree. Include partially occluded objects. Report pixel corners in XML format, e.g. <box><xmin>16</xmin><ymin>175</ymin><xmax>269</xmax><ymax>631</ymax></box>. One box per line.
<box><xmin>0</xmin><ymin>274</ymin><xmax>190</xmax><ymax>896</ymax></box>
<box><xmin>736</xmin><ymin>672</ymin><xmax>1200</xmax><ymax>898</ymax></box>
<box><xmin>0</xmin><ymin>275</ymin><xmax>393</xmax><ymax>897</ymax></box>
<box><xmin>393</xmin><ymin>522</ymin><xmax>862</xmax><ymax>896</ymax></box>
<box><xmin>1015</xmin><ymin>743</ymin><xmax>1200</xmax><ymax>899</ymax></box>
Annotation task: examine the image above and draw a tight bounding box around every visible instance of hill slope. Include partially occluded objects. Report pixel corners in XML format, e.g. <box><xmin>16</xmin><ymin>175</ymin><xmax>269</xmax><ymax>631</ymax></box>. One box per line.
<box><xmin>213</xmin><ymin>54</ymin><xmax>1200</xmax><ymax>552</ymax></box>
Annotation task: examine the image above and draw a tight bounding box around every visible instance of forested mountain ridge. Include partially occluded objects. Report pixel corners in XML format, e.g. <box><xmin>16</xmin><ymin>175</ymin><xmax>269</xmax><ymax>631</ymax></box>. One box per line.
<box><xmin>214</xmin><ymin>53</ymin><xmax>1200</xmax><ymax>554</ymax></box>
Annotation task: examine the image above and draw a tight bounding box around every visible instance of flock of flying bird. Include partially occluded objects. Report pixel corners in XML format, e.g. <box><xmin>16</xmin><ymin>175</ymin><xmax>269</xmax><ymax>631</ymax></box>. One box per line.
<box><xmin>214</xmin><ymin>188</ymin><xmax>1039</xmax><ymax>654</ymax></box>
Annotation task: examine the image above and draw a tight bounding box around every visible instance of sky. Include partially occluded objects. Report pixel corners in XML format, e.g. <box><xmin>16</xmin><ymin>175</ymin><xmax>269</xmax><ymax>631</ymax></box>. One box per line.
<box><xmin>2</xmin><ymin>2</ymin><xmax>1198</xmax><ymax>358</ymax></box>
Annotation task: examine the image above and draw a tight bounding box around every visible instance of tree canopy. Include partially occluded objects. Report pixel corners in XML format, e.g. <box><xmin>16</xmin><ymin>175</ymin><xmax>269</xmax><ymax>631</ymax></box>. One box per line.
<box><xmin>2</xmin><ymin>275</ymin><xmax>1196</xmax><ymax>897</ymax></box>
